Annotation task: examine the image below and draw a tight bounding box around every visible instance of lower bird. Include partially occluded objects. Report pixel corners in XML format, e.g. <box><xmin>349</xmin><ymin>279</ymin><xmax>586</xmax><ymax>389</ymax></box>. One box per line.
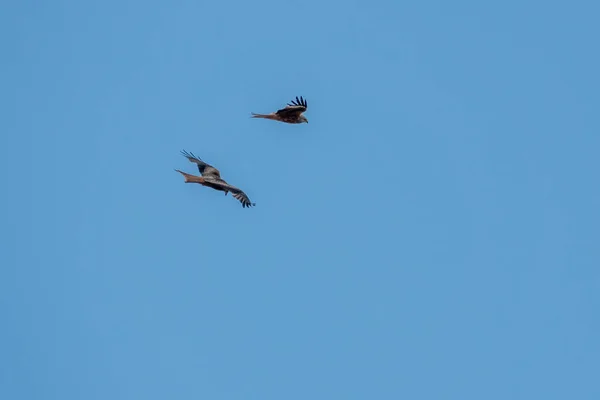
<box><xmin>175</xmin><ymin>150</ymin><xmax>255</xmax><ymax>208</ymax></box>
<box><xmin>251</xmin><ymin>96</ymin><xmax>308</xmax><ymax>124</ymax></box>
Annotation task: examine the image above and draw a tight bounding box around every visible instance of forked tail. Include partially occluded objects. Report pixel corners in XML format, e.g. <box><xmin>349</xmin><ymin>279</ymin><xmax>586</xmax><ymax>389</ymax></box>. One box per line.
<box><xmin>175</xmin><ymin>169</ymin><xmax>204</xmax><ymax>183</ymax></box>
<box><xmin>251</xmin><ymin>112</ymin><xmax>276</xmax><ymax>120</ymax></box>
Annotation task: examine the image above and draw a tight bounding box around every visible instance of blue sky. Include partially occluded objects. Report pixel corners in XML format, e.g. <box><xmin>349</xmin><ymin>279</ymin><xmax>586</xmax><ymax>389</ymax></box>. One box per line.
<box><xmin>2</xmin><ymin>0</ymin><xmax>599</xmax><ymax>398</ymax></box>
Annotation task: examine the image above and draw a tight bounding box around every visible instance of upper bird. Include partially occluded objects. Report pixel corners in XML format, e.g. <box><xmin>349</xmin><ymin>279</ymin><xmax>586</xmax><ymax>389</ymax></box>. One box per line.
<box><xmin>251</xmin><ymin>96</ymin><xmax>308</xmax><ymax>124</ymax></box>
<box><xmin>175</xmin><ymin>150</ymin><xmax>256</xmax><ymax>208</ymax></box>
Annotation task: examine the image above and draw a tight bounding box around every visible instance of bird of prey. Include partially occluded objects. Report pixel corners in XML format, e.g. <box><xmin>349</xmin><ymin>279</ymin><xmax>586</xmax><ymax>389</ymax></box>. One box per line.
<box><xmin>175</xmin><ymin>150</ymin><xmax>256</xmax><ymax>208</ymax></box>
<box><xmin>251</xmin><ymin>96</ymin><xmax>308</xmax><ymax>124</ymax></box>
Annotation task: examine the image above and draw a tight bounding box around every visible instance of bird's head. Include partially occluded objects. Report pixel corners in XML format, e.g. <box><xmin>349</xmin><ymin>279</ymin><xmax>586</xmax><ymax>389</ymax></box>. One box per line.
<box><xmin>300</xmin><ymin>115</ymin><xmax>308</xmax><ymax>124</ymax></box>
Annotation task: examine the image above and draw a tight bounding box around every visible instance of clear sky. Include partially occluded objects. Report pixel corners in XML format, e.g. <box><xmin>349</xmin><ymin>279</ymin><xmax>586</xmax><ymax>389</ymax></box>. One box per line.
<box><xmin>2</xmin><ymin>0</ymin><xmax>599</xmax><ymax>399</ymax></box>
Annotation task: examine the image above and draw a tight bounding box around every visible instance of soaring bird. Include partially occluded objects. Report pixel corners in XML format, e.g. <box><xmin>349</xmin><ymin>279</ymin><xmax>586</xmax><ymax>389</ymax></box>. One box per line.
<box><xmin>251</xmin><ymin>96</ymin><xmax>308</xmax><ymax>124</ymax></box>
<box><xmin>175</xmin><ymin>150</ymin><xmax>256</xmax><ymax>208</ymax></box>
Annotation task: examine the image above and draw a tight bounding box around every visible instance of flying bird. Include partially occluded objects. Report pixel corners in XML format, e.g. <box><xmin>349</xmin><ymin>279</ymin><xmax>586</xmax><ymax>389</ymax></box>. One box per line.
<box><xmin>175</xmin><ymin>150</ymin><xmax>256</xmax><ymax>208</ymax></box>
<box><xmin>251</xmin><ymin>96</ymin><xmax>308</xmax><ymax>124</ymax></box>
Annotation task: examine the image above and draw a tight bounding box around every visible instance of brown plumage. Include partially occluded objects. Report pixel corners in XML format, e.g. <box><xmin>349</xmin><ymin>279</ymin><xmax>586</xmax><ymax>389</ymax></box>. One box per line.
<box><xmin>251</xmin><ymin>96</ymin><xmax>308</xmax><ymax>124</ymax></box>
<box><xmin>175</xmin><ymin>150</ymin><xmax>255</xmax><ymax>208</ymax></box>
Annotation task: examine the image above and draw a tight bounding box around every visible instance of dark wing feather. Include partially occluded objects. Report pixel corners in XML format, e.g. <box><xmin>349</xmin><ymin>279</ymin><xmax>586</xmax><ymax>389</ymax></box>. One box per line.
<box><xmin>180</xmin><ymin>150</ymin><xmax>221</xmax><ymax>178</ymax></box>
<box><xmin>288</xmin><ymin>96</ymin><xmax>307</xmax><ymax>109</ymax></box>
<box><xmin>208</xmin><ymin>179</ymin><xmax>255</xmax><ymax>208</ymax></box>
<box><xmin>276</xmin><ymin>96</ymin><xmax>307</xmax><ymax>117</ymax></box>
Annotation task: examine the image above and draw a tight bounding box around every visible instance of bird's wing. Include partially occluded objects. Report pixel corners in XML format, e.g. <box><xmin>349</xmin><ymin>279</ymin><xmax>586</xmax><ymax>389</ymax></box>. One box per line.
<box><xmin>208</xmin><ymin>178</ymin><xmax>255</xmax><ymax>208</ymax></box>
<box><xmin>276</xmin><ymin>96</ymin><xmax>307</xmax><ymax>117</ymax></box>
<box><xmin>180</xmin><ymin>150</ymin><xmax>221</xmax><ymax>178</ymax></box>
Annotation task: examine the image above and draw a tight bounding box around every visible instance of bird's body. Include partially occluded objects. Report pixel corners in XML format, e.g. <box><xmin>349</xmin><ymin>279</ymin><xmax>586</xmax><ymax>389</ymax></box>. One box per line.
<box><xmin>252</xmin><ymin>96</ymin><xmax>308</xmax><ymax>124</ymax></box>
<box><xmin>175</xmin><ymin>150</ymin><xmax>255</xmax><ymax>208</ymax></box>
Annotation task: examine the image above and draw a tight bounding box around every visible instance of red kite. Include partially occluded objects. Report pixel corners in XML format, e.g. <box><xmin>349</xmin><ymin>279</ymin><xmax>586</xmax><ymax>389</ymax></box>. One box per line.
<box><xmin>251</xmin><ymin>96</ymin><xmax>308</xmax><ymax>124</ymax></box>
<box><xmin>175</xmin><ymin>150</ymin><xmax>256</xmax><ymax>208</ymax></box>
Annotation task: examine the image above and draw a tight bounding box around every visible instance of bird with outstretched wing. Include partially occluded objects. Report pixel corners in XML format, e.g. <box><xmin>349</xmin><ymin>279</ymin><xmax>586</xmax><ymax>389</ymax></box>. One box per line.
<box><xmin>175</xmin><ymin>150</ymin><xmax>255</xmax><ymax>208</ymax></box>
<box><xmin>251</xmin><ymin>96</ymin><xmax>308</xmax><ymax>124</ymax></box>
